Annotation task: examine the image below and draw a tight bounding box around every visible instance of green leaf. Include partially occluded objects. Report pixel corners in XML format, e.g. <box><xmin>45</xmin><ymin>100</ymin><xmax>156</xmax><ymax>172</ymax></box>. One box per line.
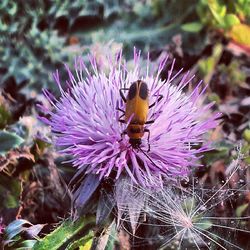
<box><xmin>198</xmin><ymin>43</ymin><xmax>223</xmax><ymax>83</ymax></box>
<box><xmin>0</xmin><ymin>175</ymin><xmax>22</xmax><ymax>210</ymax></box>
<box><xmin>5</xmin><ymin>194</ymin><xmax>19</xmax><ymax>208</ymax></box>
<box><xmin>0</xmin><ymin>130</ymin><xmax>24</xmax><ymax>155</ymax></box>
<box><xmin>0</xmin><ymin>19</ymin><xmax>8</xmax><ymax>31</ymax></box>
<box><xmin>236</xmin><ymin>203</ymin><xmax>249</xmax><ymax>217</ymax></box>
<box><xmin>196</xmin><ymin>219</ymin><xmax>213</xmax><ymax>230</ymax></box>
<box><xmin>0</xmin><ymin>104</ymin><xmax>12</xmax><ymax>129</ymax></box>
<box><xmin>0</xmin><ymin>0</ymin><xmax>8</xmax><ymax>9</ymax></box>
<box><xmin>66</xmin><ymin>233</ymin><xmax>93</xmax><ymax>250</ymax></box>
<box><xmin>245</xmin><ymin>157</ymin><xmax>250</xmax><ymax>164</ymax></box>
<box><xmin>203</xmin><ymin>140</ymin><xmax>233</xmax><ymax>165</ymax></box>
<box><xmin>182</xmin><ymin>198</ymin><xmax>196</xmax><ymax>215</ymax></box>
<box><xmin>243</xmin><ymin>129</ymin><xmax>250</xmax><ymax>143</ymax></box>
<box><xmin>15</xmin><ymin>240</ymin><xmax>37</xmax><ymax>249</ymax></box>
<box><xmin>208</xmin><ymin>93</ymin><xmax>221</xmax><ymax>104</ymax></box>
<box><xmin>208</xmin><ymin>0</ymin><xmax>226</xmax><ymax>25</ymax></box>
<box><xmin>181</xmin><ymin>22</ymin><xmax>203</xmax><ymax>32</ymax></box>
<box><xmin>78</xmin><ymin>238</ymin><xmax>92</xmax><ymax>250</ymax></box>
<box><xmin>33</xmin><ymin>217</ymin><xmax>95</xmax><ymax>250</ymax></box>
<box><xmin>224</xmin><ymin>14</ymin><xmax>240</xmax><ymax>29</ymax></box>
<box><xmin>104</xmin><ymin>222</ymin><xmax>117</xmax><ymax>250</ymax></box>
<box><xmin>8</xmin><ymin>2</ymin><xmax>17</xmax><ymax>16</ymax></box>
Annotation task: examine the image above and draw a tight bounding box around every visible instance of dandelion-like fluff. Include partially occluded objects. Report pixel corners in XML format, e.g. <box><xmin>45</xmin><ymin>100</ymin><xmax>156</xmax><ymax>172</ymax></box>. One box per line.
<box><xmin>40</xmin><ymin>48</ymin><xmax>219</xmax><ymax>189</ymax></box>
<box><xmin>118</xmin><ymin>155</ymin><xmax>250</xmax><ymax>249</ymax></box>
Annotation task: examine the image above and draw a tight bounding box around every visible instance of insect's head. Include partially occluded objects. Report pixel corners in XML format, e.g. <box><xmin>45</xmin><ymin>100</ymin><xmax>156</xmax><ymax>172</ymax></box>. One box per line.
<box><xmin>129</xmin><ymin>138</ymin><xmax>142</xmax><ymax>149</ymax></box>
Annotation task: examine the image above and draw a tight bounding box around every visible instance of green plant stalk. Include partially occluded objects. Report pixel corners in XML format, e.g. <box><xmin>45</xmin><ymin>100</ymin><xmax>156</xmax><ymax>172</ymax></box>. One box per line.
<box><xmin>33</xmin><ymin>216</ymin><xmax>96</xmax><ymax>250</ymax></box>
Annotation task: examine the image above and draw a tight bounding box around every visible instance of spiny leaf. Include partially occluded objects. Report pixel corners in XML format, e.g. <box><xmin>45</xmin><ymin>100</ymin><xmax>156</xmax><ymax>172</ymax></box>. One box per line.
<box><xmin>33</xmin><ymin>217</ymin><xmax>95</xmax><ymax>250</ymax></box>
<box><xmin>66</xmin><ymin>233</ymin><xmax>93</xmax><ymax>250</ymax></box>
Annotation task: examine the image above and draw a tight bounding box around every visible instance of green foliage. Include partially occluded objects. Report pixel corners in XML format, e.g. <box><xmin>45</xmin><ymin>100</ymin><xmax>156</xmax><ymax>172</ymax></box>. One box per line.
<box><xmin>243</xmin><ymin>129</ymin><xmax>250</xmax><ymax>143</ymax></box>
<box><xmin>202</xmin><ymin>140</ymin><xmax>234</xmax><ymax>165</ymax></box>
<box><xmin>208</xmin><ymin>92</ymin><xmax>221</xmax><ymax>104</ymax></box>
<box><xmin>217</xmin><ymin>60</ymin><xmax>246</xmax><ymax>87</ymax></box>
<box><xmin>103</xmin><ymin>222</ymin><xmax>117</xmax><ymax>250</ymax></box>
<box><xmin>199</xmin><ymin>0</ymin><xmax>240</xmax><ymax>30</ymax></box>
<box><xmin>198</xmin><ymin>43</ymin><xmax>223</xmax><ymax>83</ymax></box>
<box><xmin>0</xmin><ymin>175</ymin><xmax>21</xmax><ymax>209</ymax></box>
<box><xmin>0</xmin><ymin>0</ymin><xmax>114</xmax><ymax>90</ymax></box>
<box><xmin>195</xmin><ymin>219</ymin><xmax>213</xmax><ymax>230</ymax></box>
<box><xmin>181</xmin><ymin>22</ymin><xmax>203</xmax><ymax>32</ymax></box>
<box><xmin>33</xmin><ymin>217</ymin><xmax>95</xmax><ymax>250</ymax></box>
<box><xmin>0</xmin><ymin>103</ymin><xmax>11</xmax><ymax>129</ymax></box>
<box><xmin>0</xmin><ymin>0</ymin><xmax>207</xmax><ymax>92</ymax></box>
<box><xmin>0</xmin><ymin>130</ymin><xmax>24</xmax><ymax>155</ymax></box>
<box><xmin>236</xmin><ymin>203</ymin><xmax>249</xmax><ymax>217</ymax></box>
<box><xmin>182</xmin><ymin>0</ymin><xmax>250</xmax><ymax>33</ymax></box>
<box><xmin>0</xmin><ymin>2</ymin><xmax>66</xmax><ymax>89</ymax></box>
<box><xmin>233</xmin><ymin>0</ymin><xmax>250</xmax><ymax>21</ymax></box>
<box><xmin>181</xmin><ymin>198</ymin><xmax>213</xmax><ymax>230</ymax></box>
<box><xmin>4</xmin><ymin>217</ymin><xmax>95</xmax><ymax>250</ymax></box>
<box><xmin>241</xmin><ymin>132</ymin><xmax>250</xmax><ymax>164</ymax></box>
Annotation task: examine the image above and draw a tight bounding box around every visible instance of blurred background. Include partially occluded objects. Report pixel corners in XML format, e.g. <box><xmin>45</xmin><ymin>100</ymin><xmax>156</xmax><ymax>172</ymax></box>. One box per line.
<box><xmin>0</xmin><ymin>0</ymin><xmax>250</xmax><ymax>249</ymax></box>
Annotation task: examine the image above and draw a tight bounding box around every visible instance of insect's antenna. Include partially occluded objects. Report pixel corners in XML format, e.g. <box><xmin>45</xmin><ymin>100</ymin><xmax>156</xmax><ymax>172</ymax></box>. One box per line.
<box><xmin>137</xmin><ymin>147</ymin><xmax>169</xmax><ymax>175</ymax></box>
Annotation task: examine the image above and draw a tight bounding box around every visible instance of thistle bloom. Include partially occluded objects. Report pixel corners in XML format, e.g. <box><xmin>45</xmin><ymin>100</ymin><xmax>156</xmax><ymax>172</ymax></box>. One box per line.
<box><xmin>40</xmin><ymin>49</ymin><xmax>219</xmax><ymax>188</ymax></box>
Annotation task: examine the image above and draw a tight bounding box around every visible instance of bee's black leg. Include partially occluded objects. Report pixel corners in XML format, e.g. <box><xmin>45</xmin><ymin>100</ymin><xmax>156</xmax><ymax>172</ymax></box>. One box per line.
<box><xmin>144</xmin><ymin>128</ymin><xmax>151</xmax><ymax>152</ymax></box>
<box><xmin>118</xmin><ymin>113</ymin><xmax>125</xmax><ymax>119</ymax></box>
<box><xmin>119</xmin><ymin>88</ymin><xmax>129</xmax><ymax>103</ymax></box>
<box><xmin>149</xmin><ymin>94</ymin><xmax>163</xmax><ymax>109</ymax></box>
<box><xmin>118</xmin><ymin>130</ymin><xmax>127</xmax><ymax>142</ymax></box>
<box><xmin>117</xmin><ymin>107</ymin><xmax>125</xmax><ymax>113</ymax></box>
<box><xmin>116</xmin><ymin>107</ymin><xmax>125</xmax><ymax>119</ymax></box>
<box><xmin>147</xmin><ymin>143</ymin><xmax>151</xmax><ymax>152</ymax></box>
<box><xmin>118</xmin><ymin>119</ymin><xmax>126</xmax><ymax>124</ymax></box>
<box><xmin>145</xmin><ymin>120</ymin><xmax>155</xmax><ymax>125</ymax></box>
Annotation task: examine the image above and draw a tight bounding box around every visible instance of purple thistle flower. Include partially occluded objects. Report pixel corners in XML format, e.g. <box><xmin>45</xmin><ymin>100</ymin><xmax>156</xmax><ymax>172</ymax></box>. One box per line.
<box><xmin>40</xmin><ymin>48</ymin><xmax>220</xmax><ymax>188</ymax></box>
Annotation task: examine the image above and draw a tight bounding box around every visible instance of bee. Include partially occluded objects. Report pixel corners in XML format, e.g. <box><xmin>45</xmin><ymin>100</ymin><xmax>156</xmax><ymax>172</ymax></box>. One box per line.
<box><xmin>118</xmin><ymin>80</ymin><xmax>162</xmax><ymax>151</ymax></box>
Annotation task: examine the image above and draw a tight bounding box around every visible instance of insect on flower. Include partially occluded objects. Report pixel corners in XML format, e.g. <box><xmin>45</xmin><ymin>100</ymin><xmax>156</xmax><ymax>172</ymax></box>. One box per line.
<box><xmin>39</xmin><ymin>48</ymin><xmax>221</xmax><ymax>187</ymax></box>
<box><xmin>118</xmin><ymin>80</ymin><xmax>162</xmax><ymax>151</ymax></box>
